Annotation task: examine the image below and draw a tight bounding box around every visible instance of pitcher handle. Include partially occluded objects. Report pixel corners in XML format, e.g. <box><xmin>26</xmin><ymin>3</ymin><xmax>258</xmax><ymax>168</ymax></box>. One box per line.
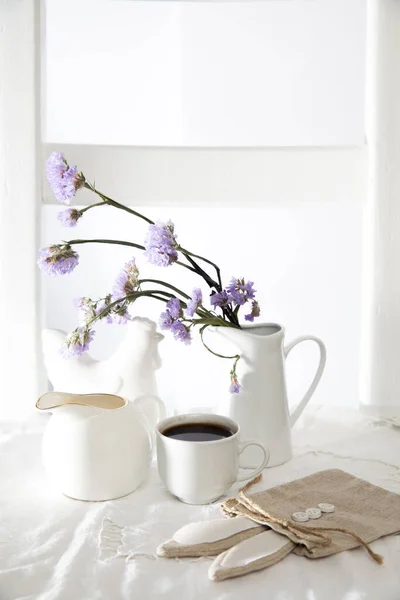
<box><xmin>284</xmin><ymin>336</ymin><xmax>326</xmax><ymax>427</ymax></box>
<box><xmin>133</xmin><ymin>394</ymin><xmax>166</xmax><ymax>431</ymax></box>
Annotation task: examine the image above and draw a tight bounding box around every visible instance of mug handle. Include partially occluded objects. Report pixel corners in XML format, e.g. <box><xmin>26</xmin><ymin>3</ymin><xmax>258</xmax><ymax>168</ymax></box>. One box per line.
<box><xmin>284</xmin><ymin>336</ymin><xmax>327</xmax><ymax>428</ymax></box>
<box><xmin>236</xmin><ymin>441</ymin><xmax>270</xmax><ymax>482</ymax></box>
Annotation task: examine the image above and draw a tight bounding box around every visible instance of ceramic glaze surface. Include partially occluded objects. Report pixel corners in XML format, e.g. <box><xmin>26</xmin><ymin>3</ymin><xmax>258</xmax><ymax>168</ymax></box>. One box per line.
<box><xmin>215</xmin><ymin>324</ymin><xmax>326</xmax><ymax>467</ymax></box>
<box><xmin>37</xmin><ymin>392</ymin><xmax>165</xmax><ymax>501</ymax></box>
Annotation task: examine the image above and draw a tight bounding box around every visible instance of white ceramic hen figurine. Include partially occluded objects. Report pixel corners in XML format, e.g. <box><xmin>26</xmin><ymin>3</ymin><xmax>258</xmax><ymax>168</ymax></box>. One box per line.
<box><xmin>42</xmin><ymin>317</ymin><xmax>164</xmax><ymax>401</ymax></box>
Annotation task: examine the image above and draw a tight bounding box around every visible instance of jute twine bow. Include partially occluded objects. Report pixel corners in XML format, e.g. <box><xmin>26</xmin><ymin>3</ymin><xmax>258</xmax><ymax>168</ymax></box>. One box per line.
<box><xmin>221</xmin><ymin>474</ymin><xmax>383</xmax><ymax>565</ymax></box>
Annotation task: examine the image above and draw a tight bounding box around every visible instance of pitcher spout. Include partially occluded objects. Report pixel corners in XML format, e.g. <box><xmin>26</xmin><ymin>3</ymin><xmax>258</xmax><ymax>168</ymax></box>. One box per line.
<box><xmin>211</xmin><ymin>323</ymin><xmax>284</xmax><ymax>353</ymax></box>
<box><xmin>36</xmin><ymin>391</ymin><xmax>127</xmax><ymax>412</ymax></box>
<box><xmin>210</xmin><ymin>325</ymin><xmax>247</xmax><ymax>347</ymax></box>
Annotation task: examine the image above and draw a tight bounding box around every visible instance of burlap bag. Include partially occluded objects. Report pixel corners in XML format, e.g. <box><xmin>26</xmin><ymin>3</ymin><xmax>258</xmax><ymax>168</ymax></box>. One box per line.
<box><xmin>222</xmin><ymin>468</ymin><xmax>400</xmax><ymax>561</ymax></box>
<box><xmin>158</xmin><ymin>469</ymin><xmax>400</xmax><ymax>581</ymax></box>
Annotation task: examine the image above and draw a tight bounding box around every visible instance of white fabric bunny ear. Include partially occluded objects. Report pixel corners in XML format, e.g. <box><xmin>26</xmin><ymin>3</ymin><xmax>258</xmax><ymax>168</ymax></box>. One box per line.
<box><xmin>156</xmin><ymin>516</ymin><xmax>265</xmax><ymax>558</ymax></box>
<box><xmin>156</xmin><ymin>516</ymin><xmax>296</xmax><ymax>581</ymax></box>
<box><xmin>208</xmin><ymin>530</ymin><xmax>295</xmax><ymax>581</ymax></box>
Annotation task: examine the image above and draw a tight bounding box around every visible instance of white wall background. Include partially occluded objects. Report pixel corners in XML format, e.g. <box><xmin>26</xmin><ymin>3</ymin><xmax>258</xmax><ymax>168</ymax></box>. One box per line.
<box><xmin>41</xmin><ymin>147</ymin><xmax>366</xmax><ymax>414</ymax></box>
<box><xmin>44</xmin><ymin>0</ymin><xmax>366</xmax><ymax>147</ymax></box>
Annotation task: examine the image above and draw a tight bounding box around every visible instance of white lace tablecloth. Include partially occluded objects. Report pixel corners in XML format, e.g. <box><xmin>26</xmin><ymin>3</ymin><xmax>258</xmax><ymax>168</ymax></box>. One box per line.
<box><xmin>1</xmin><ymin>406</ymin><xmax>400</xmax><ymax>600</ymax></box>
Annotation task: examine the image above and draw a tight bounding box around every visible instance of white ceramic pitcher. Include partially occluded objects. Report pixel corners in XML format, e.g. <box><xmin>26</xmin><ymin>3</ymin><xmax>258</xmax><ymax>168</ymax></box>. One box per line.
<box><xmin>215</xmin><ymin>323</ymin><xmax>326</xmax><ymax>467</ymax></box>
<box><xmin>36</xmin><ymin>391</ymin><xmax>165</xmax><ymax>501</ymax></box>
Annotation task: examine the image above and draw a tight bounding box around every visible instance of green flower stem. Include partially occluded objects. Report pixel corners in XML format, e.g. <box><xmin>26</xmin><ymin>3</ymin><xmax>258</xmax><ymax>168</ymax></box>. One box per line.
<box><xmin>67</xmin><ymin>238</ymin><xmax>145</xmax><ymax>251</ymax></box>
<box><xmin>194</xmin><ymin>317</ymin><xmax>237</xmax><ymax>328</ymax></box>
<box><xmin>178</xmin><ymin>251</ymin><xmax>220</xmax><ymax>291</ymax></box>
<box><xmin>86</xmin><ymin>289</ymin><xmax>172</xmax><ymax>328</ymax></box>
<box><xmin>196</xmin><ymin>307</ymin><xmax>241</xmax><ymax>328</ymax></box>
<box><xmin>65</xmin><ymin>238</ymin><xmax>197</xmax><ymax>274</ymax></box>
<box><xmin>85</xmin><ymin>183</ymin><xmax>222</xmax><ymax>293</ymax></box>
<box><xmin>85</xmin><ymin>289</ymin><xmax>229</xmax><ymax>331</ymax></box>
<box><xmin>194</xmin><ymin>304</ymin><xmax>240</xmax><ymax>328</ymax></box>
<box><xmin>139</xmin><ymin>279</ymin><xmax>191</xmax><ymax>300</ymax></box>
<box><xmin>200</xmin><ymin>325</ymin><xmax>241</xmax><ymax>361</ymax></box>
<box><xmin>74</xmin><ymin>188</ymin><xmax>239</xmax><ymax>328</ymax></box>
<box><xmin>192</xmin><ymin>304</ymin><xmax>229</xmax><ymax>325</ymax></box>
<box><xmin>230</xmin><ymin>355</ymin><xmax>241</xmax><ymax>381</ymax></box>
<box><xmin>137</xmin><ymin>285</ymin><xmax>225</xmax><ymax>325</ymax></box>
<box><xmin>84</xmin><ymin>183</ymin><xmax>154</xmax><ymax>225</ymax></box>
<box><xmin>225</xmin><ymin>304</ymin><xmax>240</xmax><ymax>327</ymax></box>
<box><xmin>66</xmin><ymin>240</ymin><xmax>239</xmax><ymax>328</ymax></box>
<box><xmin>179</xmin><ymin>246</ymin><xmax>222</xmax><ymax>290</ymax></box>
<box><xmin>151</xmin><ymin>294</ymin><xmax>172</xmax><ymax>303</ymax></box>
<box><xmin>138</xmin><ymin>282</ymin><xmax>226</xmax><ymax>325</ymax></box>
<box><xmin>80</xmin><ymin>201</ymin><xmax>106</xmax><ymax>214</ymax></box>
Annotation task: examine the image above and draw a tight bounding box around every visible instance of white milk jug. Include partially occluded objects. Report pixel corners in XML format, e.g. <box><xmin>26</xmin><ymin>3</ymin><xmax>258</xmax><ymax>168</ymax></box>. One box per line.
<box><xmin>215</xmin><ymin>323</ymin><xmax>326</xmax><ymax>467</ymax></box>
<box><xmin>36</xmin><ymin>392</ymin><xmax>165</xmax><ymax>501</ymax></box>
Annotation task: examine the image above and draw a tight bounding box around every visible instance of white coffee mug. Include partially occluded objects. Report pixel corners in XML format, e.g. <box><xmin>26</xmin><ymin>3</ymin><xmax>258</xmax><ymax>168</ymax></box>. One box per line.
<box><xmin>156</xmin><ymin>413</ymin><xmax>269</xmax><ymax>505</ymax></box>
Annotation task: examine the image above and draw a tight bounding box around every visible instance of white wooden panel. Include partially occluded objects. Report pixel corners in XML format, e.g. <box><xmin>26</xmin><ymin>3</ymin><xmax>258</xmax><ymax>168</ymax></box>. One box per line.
<box><xmin>0</xmin><ymin>0</ymin><xmax>42</xmax><ymax>422</ymax></box>
<box><xmin>360</xmin><ymin>0</ymin><xmax>400</xmax><ymax>417</ymax></box>
<box><xmin>42</xmin><ymin>144</ymin><xmax>367</xmax><ymax>207</ymax></box>
<box><xmin>44</xmin><ymin>0</ymin><xmax>366</xmax><ymax>147</ymax></box>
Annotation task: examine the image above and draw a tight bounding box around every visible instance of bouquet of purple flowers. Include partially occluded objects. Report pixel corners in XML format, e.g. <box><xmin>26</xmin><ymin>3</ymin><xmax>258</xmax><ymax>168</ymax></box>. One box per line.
<box><xmin>40</xmin><ymin>153</ymin><xmax>261</xmax><ymax>392</ymax></box>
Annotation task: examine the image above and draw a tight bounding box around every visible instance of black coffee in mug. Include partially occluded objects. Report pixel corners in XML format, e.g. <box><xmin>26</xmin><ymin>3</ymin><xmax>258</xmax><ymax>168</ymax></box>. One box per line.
<box><xmin>163</xmin><ymin>422</ymin><xmax>233</xmax><ymax>442</ymax></box>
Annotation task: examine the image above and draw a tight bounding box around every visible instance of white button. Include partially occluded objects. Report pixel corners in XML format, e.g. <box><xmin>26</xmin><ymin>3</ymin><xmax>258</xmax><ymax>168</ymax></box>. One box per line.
<box><xmin>291</xmin><ymin>511</ymin><xmax>309</xmax><ymax>522</ymax></box>
<box><xmin>305</xmin><ymin>507</ymin><xmax>322</xmax><ymax>519</ymax></box>
<box><xmin>318</xmin><ymin>503</ymin><xmax>335</xmax><ymax>513</ymax></box>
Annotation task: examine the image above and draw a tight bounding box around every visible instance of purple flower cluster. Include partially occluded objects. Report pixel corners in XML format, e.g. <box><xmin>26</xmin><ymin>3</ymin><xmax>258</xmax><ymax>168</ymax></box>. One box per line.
<box><xmin>93</xmin><ymin>299</ymin><xmax>114</xmax><ymax>324</ymax></box>
<box><xmin>159</xmin><ymin>297</ymin><xmax>192</xmax><ymax>345</ymax></box>
<box><xmin>75</xmin><ymin>296</ymin><xmax>130</xmax><ymax>327</ymax></box>
<box><xmin>108</xmin><ymin>303</ymin><xmax>131</xmax><ymax>325</ymax></box>
<box><xmin>244</xmin><ymin>300</ymin><xmax>261</xmax><ymax>323</ymax></box>
<box><xmin>210</xmin><ymin>278</ymin><xmax>259</xmax><ymax>323</ymax></box>
<box><xmin>170</xmin><ymin>320</ymin><xmax>192</xmax><ymax>344</ymax></box>
<box><xmin>210</xmin><ymin>290</ymin><xmax>231</xmax><ymax>309</ymax></box>
<box><xmin>74</xmin><ymin>297</ymin><xmax>97</xmax><ymax>325</ymax></box>
<box><xmin>226</xmin><ymin>278</ymin><xmax>256</xmax><ymax>306</ymax></box>
<box><xmin>186</xmin><ymin>288</ymin><xmax>202</xmax><ymax>317</ymax></box>
<box><xmin>164</xmin><ymin>297</ymin><xmax>181</xmax><ymax>319</ymax></box>
<box><xmin>228</xmin><ymin>357</ymin><xmax>242</xmax><ymax>394</ymax></box>
<box><xmin>112</xmin><ymin>259</ymin><xmax>140</xmax><ymax>299</ymax></box>
<box><xmin>58</xmin><ymin>207</ymin><xmax>82</xmax><ymax>227</ymax></box>
<box><xmin>38</xmin><ymin>245</ymin><xmax>79</xmax><ymax>276</ymax></box>
<box><xmin>159</xmin><ymin>310</ymin><xmax>173</xmax><ymax>330</ymax></box>
<box><xmin>144</xmin><ymin>221</ymin><xmax>178</xmax><ymax>267</ymax></box>
<box><xmin>46</xmin><ymin>152</ymin><xmax>85</xmax><ymax>204</ymax></box>
<box><xmin>229</xmin><ymin>375</ymin><xmax>241</xmax><ymax>394</ymax></box>
<box><xmin>62</xmin><ymin>327</ymin><xmax>95</xmax><ymax>357</ymax></box>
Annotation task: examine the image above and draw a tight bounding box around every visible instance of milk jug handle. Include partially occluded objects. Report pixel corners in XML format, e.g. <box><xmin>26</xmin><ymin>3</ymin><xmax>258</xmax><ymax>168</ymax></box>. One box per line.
<box><xmin>132</xmin><ymin>394</ymin><xmax>166</xmax><ymax>431</ymax></box>
<box><xmin>284</xmin><ymin>336</ymin><xmax>326</xmax><ymax>427</ymax></box>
